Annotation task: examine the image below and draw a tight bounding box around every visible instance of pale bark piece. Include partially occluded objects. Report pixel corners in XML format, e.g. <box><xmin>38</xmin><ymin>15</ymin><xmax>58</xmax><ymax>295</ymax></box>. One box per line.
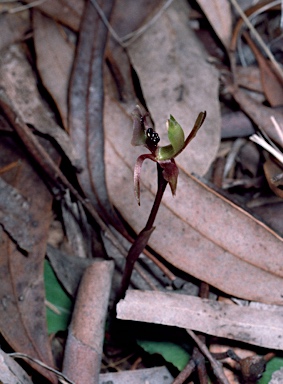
<box><xmin>127</xmin><ymin>0</ymin><xmax>221</xmax><ymax>176</ymax></box>
<box><xmin>99</xmin><ymin>366</ymin><xmax>173</xmax><ymax>384</ymax></box>
<box><xmin>62</xmin><ymin>261</ymin><xmax>114</xmax><ymax>384</ymax></box>
<box><xmin>33</xmin><ymin>11</ymin><xmax>74</xmax><ymax>130</ymax></box>
<box><xmin>196</xmin><ymin>0</ymin><xmax>232</xmax><ymax>49</ymax></box>
<box><xmin>105</xmin><ymin>97</ymin><xmax>283</xmax><ymax>305</ymax></box>
<box><xmin>117</xmin><ymin>290</ymin><xmax>283</xmax><ymax>350</ymax></box>
<box><xmin>0</xmin><ymin>349</ymin><xmax>33</xmax><ymax>384</ymax></box>
<box><xmin>270</xmin><ymin>368</ymin><xmax>283</xmax><ymax>384</ymax></box>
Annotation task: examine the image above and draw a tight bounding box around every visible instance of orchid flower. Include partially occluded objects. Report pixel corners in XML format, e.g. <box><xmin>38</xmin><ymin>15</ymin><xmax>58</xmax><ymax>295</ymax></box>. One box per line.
<box><xmin>131</xmin><ymin>105</ymin><xmax>206</xmax><ymax>204</ymax></box>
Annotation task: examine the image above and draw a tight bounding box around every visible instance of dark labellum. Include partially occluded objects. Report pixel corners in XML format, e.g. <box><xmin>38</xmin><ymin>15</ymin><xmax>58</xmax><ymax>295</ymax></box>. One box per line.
<box><xmin>146</xmin><ymin>128</ymin><xmax>160</xmax><ymax>145</ymax></box>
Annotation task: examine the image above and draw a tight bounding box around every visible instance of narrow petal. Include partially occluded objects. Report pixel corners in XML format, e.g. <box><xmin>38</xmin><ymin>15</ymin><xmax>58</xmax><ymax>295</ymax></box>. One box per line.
<box><xmin>134</xmin><ymin>154</ymin><xmax>156</xmax><ymax>205</ymax></box>
<box><xmin>160</xmin><ymin>159</ymin><xmax>179</xmax><ymax>196</ymax></box>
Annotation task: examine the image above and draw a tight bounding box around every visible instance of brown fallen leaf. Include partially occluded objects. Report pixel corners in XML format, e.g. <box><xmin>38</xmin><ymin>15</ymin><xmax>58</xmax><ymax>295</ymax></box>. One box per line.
<box><xmin>105</xmin><ymin>96</ymin><xmax>283</xmax><ymax>305</ymax></box>
<box><xmin>33</xmin><ymin>10</ymin><xmax>74</xmax><ymax>131</ymax></box>
<box><xmin>251</xmin><ymin>202</ymin><xmax>283</xmax><ymax>237</ymax></box>
<box><xmin>235</xmin><ymin>66</ymin><xmax>263</xmax><ymax>93</ymax></box>
<box><xmin>25</xmin><ymin>0</ymin><xmax>83</xmax><ymax>31</ymax></box>
<box><xmin>0</xmin><ymin>6</ymin><xmax>30</xmax><ymax>52</ymax></box>
<box><xmin>0</xmin><ymin>177</ymin><xmax>34</xmax><ymax>253</ymax></box>
<box><xmin>117</xmin><ymin>290</ymin><xmax>283</xmax><ymax>349</ymax></box>
<box><xmin>242</xmin><ymin>31</ymin><xmax>283</xmax><ymax>108</ymax></box>
<box><xmin>0</xmin><ymin>135</ymin><xmax>57</xmax><ymax>382</ymax></box>
<box><xmin>196</xmin><ymin>0</ymin><xmax>232</xmax><ymax>49</ymax></box>
<box><xmin>126</xmin><ymin>0</ymin><xmax>221</xmax><ymax>177</ymax></box>
<box><xmin>0</xmin><ymin>43</ymin><xmax>80</xmax><ymax>168</ymax></box>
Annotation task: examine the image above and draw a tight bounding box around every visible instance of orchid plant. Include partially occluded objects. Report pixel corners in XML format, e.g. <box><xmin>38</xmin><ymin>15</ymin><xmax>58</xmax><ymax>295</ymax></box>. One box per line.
<box><xmin>132</xmin><ymin>105</ymin><xmax>206</xmax><ymax>205</ymax></box>
<box><xmin>116</xmin><ymin>105</ymin><xmax>206</xmax><ymax>302</ymax></box>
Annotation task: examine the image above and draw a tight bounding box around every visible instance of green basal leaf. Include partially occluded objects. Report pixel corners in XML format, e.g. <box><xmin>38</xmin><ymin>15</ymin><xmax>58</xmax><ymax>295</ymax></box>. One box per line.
<box><xmin>137</xmin><ymin>339</ymin><xmax>190</xmax><ymax>371</ymax></box>
<box><xmin>44</xmin><ymin>259</ymin><xmax>72</xmax><ymax>334</ymax></box>
<box><xmin>157</xmin><ymin>115</ymin><xmax>185</xmax><ymax>161</ymax></box>
<box><xmin>258</xmin><ymin>356</ymin><xmax>283</xmax><ymax>383</ymax></box>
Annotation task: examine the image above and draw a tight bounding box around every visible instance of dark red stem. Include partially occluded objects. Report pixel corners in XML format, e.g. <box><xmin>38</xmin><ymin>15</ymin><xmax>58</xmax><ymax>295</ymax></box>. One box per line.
<box><xmin>116</xmin><ymin>163</ymin><xmax>168</xmax><ymax>303</ymax></box>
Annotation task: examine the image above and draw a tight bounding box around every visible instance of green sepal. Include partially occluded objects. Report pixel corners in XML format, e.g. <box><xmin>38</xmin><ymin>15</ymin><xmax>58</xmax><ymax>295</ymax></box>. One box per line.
<box><xmin>157</xmin><ymin>115</ymin><xmax>185</xmax><ymax>161</ymax></box>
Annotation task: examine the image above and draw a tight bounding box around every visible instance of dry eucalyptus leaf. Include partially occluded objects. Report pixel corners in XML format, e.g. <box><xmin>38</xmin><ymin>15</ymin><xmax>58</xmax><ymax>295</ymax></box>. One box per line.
<box><xmin>0</xmin><ymin>178</ymin><xmax>33</xmax><ymax>253</ymax></box>
<box><xmin>117</xmin><ymin>290</ymin><xmax>283</xmax><ymax>350</ymax></box>
<box><xmin>0</xmin><ymin>7</ymin><xmax>30</xmax><ymax>52</ymax></box>
<box><xmin>196</xmin><ymin>0</ymin><xmax>232</xmax><ymax>49</ymax></box>
<box><xmin>0</xmin><ymin>44</ymin><xmax>80</xmax><ymax>168</ymax></box>
<box><xmin>127</xmin><ymin>0</ymin><xmax>221</xmax><ymax>176</ymax></box>
<box><xmin>105</xmin><ymin>95</ymin><xmax>283</xmax><ymax>305</ymax></box>
<box><xmin>26</xmin><ymin>0</ymin><xmax>83</xmax><ymax>31</ymax></box>
<box><xmin>0</xmin><ymin>133</ymin><xmax>58</xmax><ymax>383</ymax></box>
<box><xmin>33</xmin><ymin>11</ymin><xmax>75</xmax><ymax>130</ymax></box>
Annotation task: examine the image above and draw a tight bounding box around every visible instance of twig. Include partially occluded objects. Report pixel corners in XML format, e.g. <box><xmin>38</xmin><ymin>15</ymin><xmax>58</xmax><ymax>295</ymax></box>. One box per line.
<box><xmin>1</xmin><ymin>0</ymin><xmax>48</xmax><ymax>14</ymax></box>
<box><xmin>9</xmin><ymin>353</ymin><xmax>75</xmax><ymax>384</ymax></box>
<box><xmin>90</xmin><ymin>0</ymin><xmax>175</xmax><ymax>48</ymax></box>
<box><xmin>172</xmin><ymin>359</ymin><xmax>196</xmax><ymax>384</ymax></box>
<box><xmin>186</xmin><ymin>329</ymin><xmax>230</xmax><ymax>384</ymax></box>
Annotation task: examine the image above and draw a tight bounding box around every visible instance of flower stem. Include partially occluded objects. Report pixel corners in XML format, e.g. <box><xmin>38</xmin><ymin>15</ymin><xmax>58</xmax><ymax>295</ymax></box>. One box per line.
<box><xmin>116</xmin><ymin>163</ymin><xmax>168</xmax><ymax>303</ymax></box>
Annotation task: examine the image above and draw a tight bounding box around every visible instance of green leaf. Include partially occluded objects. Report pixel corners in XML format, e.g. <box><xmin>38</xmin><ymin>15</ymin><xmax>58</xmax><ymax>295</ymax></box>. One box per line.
<box><xmin>137</xmin><ymin>339</ymin><xmax>190</xmax><ymax>371</ymax></box>
<box><xmin>157</xmin><ymin>115</ymin><xmax>185</xmax><ymax>161</ymax></box>
<box><xmin>258</xmin><ymin>357</ymin><xmax>283</xmax><ymax>384</ymax></box>
<box><xmin>44</xmin><ymin>259</ymin><xmax>72</xmax><ymax>334</ymax></box>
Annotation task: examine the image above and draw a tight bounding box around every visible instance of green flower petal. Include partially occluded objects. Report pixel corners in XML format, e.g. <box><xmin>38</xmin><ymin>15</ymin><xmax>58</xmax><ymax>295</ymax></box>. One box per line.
<box><xmin>157</xmin><ymin>115</ymin><xmax>185</xmax><ymax>161</ymax></box>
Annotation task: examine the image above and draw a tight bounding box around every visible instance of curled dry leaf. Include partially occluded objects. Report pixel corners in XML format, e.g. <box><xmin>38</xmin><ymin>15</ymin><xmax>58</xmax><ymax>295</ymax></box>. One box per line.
<box><xmin>68</xmin><ymin>0</ymin><xmax>122</xmax><ymax>226</ymax></box>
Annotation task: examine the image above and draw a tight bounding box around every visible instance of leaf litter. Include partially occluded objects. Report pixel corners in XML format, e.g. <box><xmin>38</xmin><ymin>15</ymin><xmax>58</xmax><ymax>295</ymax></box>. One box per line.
<box><xmin>0</xmin><ymin>0</ymin><xmax>283</xmax><ymax>383</ymax></box>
